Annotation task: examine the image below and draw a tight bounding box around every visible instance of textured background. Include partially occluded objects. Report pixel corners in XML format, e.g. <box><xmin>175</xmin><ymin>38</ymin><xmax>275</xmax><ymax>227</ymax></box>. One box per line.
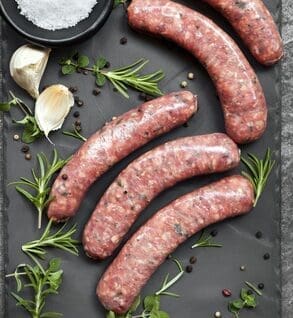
<box><xmin>0</xmin><ymin>1</ymin><xmax>292</xmax><ymax>316</ymax></box>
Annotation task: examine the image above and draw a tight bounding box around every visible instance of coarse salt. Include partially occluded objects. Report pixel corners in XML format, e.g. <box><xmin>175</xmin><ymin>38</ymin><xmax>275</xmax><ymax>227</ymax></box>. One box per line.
<box><xmin>15</xmin><ymin>0</ymin><xmax>98</xmax><ymax>31</ymax></box>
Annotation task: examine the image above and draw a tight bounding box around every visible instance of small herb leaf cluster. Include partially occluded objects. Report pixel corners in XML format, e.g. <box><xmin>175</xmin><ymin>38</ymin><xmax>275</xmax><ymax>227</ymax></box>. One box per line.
<box><xmin>228</xmin><ymin>282</ymin><xmax>262</xmax><ymax>318</ymax></box>
<box><xmin>22</xmin><ymin>219</ymin><xmax>79</xmax><ymax>259</ymax></box>
<box><xmin>63</xmin><ymin>126</ymin><xmax>87</xmax><ymax>142</ymax></box>
<box><xmin>191</xmin><ymin>230</ymin><xmax>222</xmax><ymax>249</ymax></box>
<box><xmin>7</xmin><ymin>258</ymin><xmax>63</xmax><ymax>318</ymax></box>
<box><xmin>11</xmin><ymin>149</ymin><xmax>69</xmax><ymax>229</ymax></box>
<box><xmin>0</xmin><ymin>91</ymin><xmax>43</xmax><ymax>143</ymax></box>
<box><xmin>60</xmin><ymin>53</ymin><xmax>165</xmax><ymax>99</ymax></box>
<box><xmin>241</xmin><ymin>148</ymin><xmax>275</xmax><ymax>207</ymax></box>
<box><xmin>107</xmin><ymin>258</ymin><xmax>184</xmax><ymax>318</ymax></box>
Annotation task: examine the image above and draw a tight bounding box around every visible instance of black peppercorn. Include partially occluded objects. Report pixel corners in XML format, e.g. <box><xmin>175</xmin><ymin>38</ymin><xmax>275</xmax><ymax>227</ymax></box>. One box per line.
<box><xmin>210</xmin><ymin>229</ymin><xmax>218</xmax><ymax>237</ymax></box>
<box><xmin>258</xmin><ymin>283</ymin><xmax>264</xmax><ymax>290</ymax></box>
<box><xmin>73</xmin><ymin>111</ymin><xmax>80</xmax><ymax>118</ymax></box>
<box><xmin>120</xmin><ymin>37</ymin><xmax>128</xmax><ymax>45</ymax></box>
<box><xmin>69</xmin><ymin>86</ymin><xmax>78</xmax><ymax>93</ymax></box>
<box><xmin>255</xmin><ymin>231</ymin><xmax>263</xmax><ymax>239</ymax></box>
<box><xmin>263</xmin><ymin>253</ymin><xmax>270</xmax><ymax>260</ymax></box>
<box><xmin>183</xmin><ymin>123</ymin><xmax>189</xmax><ymax>128</ymax></box>
<box><xmin>77</xmin><ymin>100</ymin><xmax>84</xmax><ymax>107</ymax></box>
<box><xmin>186</xmin><ymin>265</ymin><xmax>193</xmax><ymax>273</ymax></box>
<box><xmin>93</xmin><ymin>89</ymin><xmax>101</xmax><ymax>96</ymax></box>
<box><xmin>105</xmin><ymin>61</ymin><xmax>111</xmax><ymax>68</ymax></box>
<box><xmin>189</xmin><ymin>256</ymin><xmax>197</xmax><ymax>264</ymax></box>
<box><xmin>21</xmin><ymin>145</ymin><xmax>30</xmax><ymax>153</ymax></box>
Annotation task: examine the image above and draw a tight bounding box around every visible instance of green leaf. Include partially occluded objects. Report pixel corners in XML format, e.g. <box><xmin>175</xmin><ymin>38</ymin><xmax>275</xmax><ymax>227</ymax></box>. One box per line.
<box><xmin>49</xmin><ymin>258</ymin><xmax>61</xmax><ymax>272</ymax></box>
<box><xmin>96</xmin><ymin>73</ymin><xmax>107</xmax><ymax>87</ymax></box>
<box><xmin>96</xmin><ymin>57</ymin><xmax>107</xmax><ymax>69</ymax></box>
<box><xmin>244</xmin><ymin>295</ymin><xmax>257</xmax><ymax>308</ymax></box>
<box><xmin>129</xmin><ymin>295</ymin><xmax>141</xmax><ymax>313</ymax></box>
<box><xmin>156</xmin><ymin>311</ymin><xmax>170</xmax><ymax>318</ymax></box>
<box><xmin>230</xmin><ymin>299</ymin><xmax>244</xmax><ymax>310</ymax></box>
<box><xmin>0</xmin><ymin>102</ymin><xmax>11</xmax><ymax>111</ymax></box>
<box><xmin>144</xmin><ymin>295</ymin><xmax>160</xmax><ymax>312</ymax></box>
<box><xmin>78</xmin><ymin>55</ymin><xmax>90</xmax><ymax>68</ymax></box>
<box><xmin>61</xmin><ymin>64</ymin><xmax>76</xmax><ymax>75</ymax></box>
<box><xmin>107</xmin><ymin>311</ymin><xmax>116</xmax><ymax>318</ymax></box>
<box><xmin>240</xmin><ymin>288</ymin><xmax>249</xmax><ymax>300</ymax></box>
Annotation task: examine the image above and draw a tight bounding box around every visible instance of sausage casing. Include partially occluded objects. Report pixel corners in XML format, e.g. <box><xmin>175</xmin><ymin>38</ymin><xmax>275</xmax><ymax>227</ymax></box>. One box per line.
<box><xmin>83</xmin><ymin>133</ymin><xmax>240</xmax><ymax>259</ymax></box>
<box><xmin>97</xmin><ymin>175</ymin><xmax>254</xmax><ymax>314</ymax></box>
<box><xmin>202</xmin><ymin>0</ymin><xmax>283</xmax><ymax>65</ymax></box>
<box><xmin>47</xmin><ymin>91</ymin><xmax>197</xmax><ymax>221</ymax></box>
<box><xmin>128</xmin><ymin>0</ymin><xmax>268</xmax><ymax>144</ymax></box>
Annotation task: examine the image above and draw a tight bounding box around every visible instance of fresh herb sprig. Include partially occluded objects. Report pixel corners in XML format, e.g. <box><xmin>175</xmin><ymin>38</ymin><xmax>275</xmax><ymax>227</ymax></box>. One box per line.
<box><xmin>191</xmin><ymin>230</ymin><xmax>222</xmax><ymax>249</ymax></box>
<box><xmin>22</xmin><ymin>220</ymin><xmax>79</xmax><ymax>258</ymax></box>
<box><xmin>6</xmin><ymin>258</ymin><xmax>63</xmax><ymax>318</ymax></box>
<box><xmin>60</xmin><ymin>54</ymin><xmax>165</xmax><ymax>99</ymax></box>
<box><xmin>62</xmin><ymin>126</ymin><xmax>87</xmax><ymax>142</ymax></box>
<box><xmin>0</xmin><ymin>91</ymin><xmax>43</xmax><ymax>143</ymax></box>
<box><xmin>241</xmin><ymin>148</ymin><xmax>275</xmax><ymax>207</ymax></box>
<box><xmin>228</xmin><ymin>282</ymin><xmax>262</xmax><ymax>318</ymax></box>
<box><xmin>10</xmin><ymin>149</ymin><xmax>69</xmax><ymax>229</ymax></box>
<box><xmin>107</xmin><ymin>257</ymin><xmax>184</xmax><ymax>318</ymax></box>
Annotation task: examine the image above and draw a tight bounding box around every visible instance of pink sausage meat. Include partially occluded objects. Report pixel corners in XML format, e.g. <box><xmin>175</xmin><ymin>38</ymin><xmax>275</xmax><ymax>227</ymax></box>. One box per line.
<box><xmin>48</xmin><ymin>91</ymin><xmax>197</xmax><ymax>221</ymax></box>
<box><xmin>97</xmin><ymin>175</ymin><xmax>254</xmax><ymax>314</ymax></box>
<box><xmin>83</xmin><ymin>133</ymin><xmax>240</xmax><ymax>259</ymax></box>
<box><xmin>128</xmin><ymin>0</ymin><xmax>268</xmax><ymax>144</ymax></box>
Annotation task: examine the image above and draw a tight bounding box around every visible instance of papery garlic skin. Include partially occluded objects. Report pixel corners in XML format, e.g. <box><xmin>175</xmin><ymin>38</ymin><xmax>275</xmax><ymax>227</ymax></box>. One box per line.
<box><xmin>10</xmin><ymin>44</ymin><xmax>51</xmax><ymax>99</ymax></box>
<box><xmin>35</xmin><ymin>85</ymin><xmax>74</xmax><ymax>141</ymax></box>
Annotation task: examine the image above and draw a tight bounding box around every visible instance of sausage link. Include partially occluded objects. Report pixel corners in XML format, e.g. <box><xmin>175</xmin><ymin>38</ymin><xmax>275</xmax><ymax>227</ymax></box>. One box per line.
<box><xmin>201</xmin><ymin>0</ymin><xmax>283</xmax><ymax>65</ymax></box>
<box><xmin>83</xmin><ymin>133</ymin><xmax>240</xmax><ymax>259</ymax></box>
<box><xmin>128</xmin><ymin>0</ymin><xmax>267</xmax><ymax>144</ymax></box>
<box><xmin>47</xmin><ymin>92</ymin><xmax>197</xmax><ymax>221</ymax></box>
<box><xmin>97</xmin><ymin>175</ymin><xmax>254</xmax><ymax>314</ymax></box>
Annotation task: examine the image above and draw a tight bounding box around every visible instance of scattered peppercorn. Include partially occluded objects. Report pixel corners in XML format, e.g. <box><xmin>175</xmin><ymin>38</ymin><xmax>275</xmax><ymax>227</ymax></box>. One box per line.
<box><xmin>210</xmin><ymin>229</ymin><xmax>218</xmax><ymax>237</ymax></box>
<box><xmin>187</xmin><ymin>72</ymin><xmax>195</xmax><ymax>80</ymax></box>
<box><xmin>21</xmin><ymin>145</ymin><xmax>30</xmax><ymax>153</ymax></box>
<box><xmin>222</xmin><ymin>289</ymin><xmax>232</xmax><ymax>297</ymax></box>
<box><xmin>183</xmin><ymin>123</ymin><xmax>189</xmax><ymax>128</ymax></box>
<box><xmin>77</xmin><ymin>100</ymin><xmax>84</xmax><ymax>107</ymax></box>
<box><xmin>83</xmin><ymin>70</ymin><xmax>88</xmax><ymax>75</ymax></box>
<box><xmin>214</xmin><ymin>311</ymin><xmax>222</xmax><ymax>318</ymax></box>
<box><xmin>62</xmin><ymin>174</ymin><xmax>68</xmax><ymax>180</ymax></box>
<box><xmin>180</xmin><ymin>80</ymin><xmax>188</xmax><ymax>88</ymax></box>
<box><xmin>13</xmin><ymin>134</ymin><xmax>20</xmax><ymax>141</ymax></box>
<box><xmin>263</xmin><ymin>253</ymin><xmax>270</xmax><ymax>260</ymax></box>
<box><xmin>258</xmin><ymin>283</ymin><xmax>264</xmax><ymax>290</ymax></box>
<box><xmin>240</xmin><ymin>265</ymin><xmax>246</xmax><ymax>271</ymax></box>
<box><xmin>93</xmin><ymin>88</ymin><xmax>101</xmax><ymax>96</ymax></box>
<box><xmin>69</xmin><ymin>86</ymin><xmax>78</xmax><ymax>93</ymax></box>
<box><xmin>113</xmin><ymin>87</ymin><xmax>118</xmax><ymax>92</ymax></box>
<box><xmin>120</xmin><ymin>37</ymin><xmax>128</xmax><ymax>45</ymax></box>
<box><xmin>73</xmin><ymin>111</ymin><xmax>80</xmax><ymax>118</ymax></box>
<box><xmin>189</xmin><ymin>256</ymin><xmax>197</xmax><ymax>264</ymax></box>
<box><xmin>25</xmin><ymin>153</ymin><xmax>32</xmax><ymax>160</ymax></box>
<box><xmin>255</xmin><ymin>231</ymin><xmax>263</xmax><ymax>239</ymax></box>
<box><xmin>105</xmin><ymin>61</ymin><xmax>111</xmax><ymax>68</ymax></box>
<box><xmin>186</xmin><ymin>265</ymin><xmax>193</xmax><ymax>273</ymax></box>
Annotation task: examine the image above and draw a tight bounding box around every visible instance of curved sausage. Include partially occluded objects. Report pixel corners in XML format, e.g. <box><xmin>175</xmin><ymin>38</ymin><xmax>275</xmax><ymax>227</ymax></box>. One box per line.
<box><xmin>83</xmin><ymin>133</ymin><xmax>240</xmax><ymax>259</ymax></box>
<box><xmin>128</xmin><ymin>0</ymin><xmax>267</xmax><ymax>144</ymax></box>
<box><xmin>201</xmin><ymin>0</ymin><xmax>283</xmax><ymax>65</ymax></box>
<box><xmin>97</xmin><ymin>175</ymin><xmax>254</xmax><ymax>314</ymax></box>
<box><xmin>47</xmin><ymin>91</ymin><xmax>197</xmax><ymax>221</ymax></box>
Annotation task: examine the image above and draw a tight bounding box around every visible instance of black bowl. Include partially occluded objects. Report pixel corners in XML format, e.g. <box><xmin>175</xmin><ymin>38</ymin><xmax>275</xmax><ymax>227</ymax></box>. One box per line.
<box><xmin>0</xmin><ymin>0</ymin><xmax>113</xmax><ymax>47</ymax></box>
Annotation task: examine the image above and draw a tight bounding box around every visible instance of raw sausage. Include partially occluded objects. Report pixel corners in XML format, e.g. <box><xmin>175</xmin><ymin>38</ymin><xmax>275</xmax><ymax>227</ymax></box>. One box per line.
<box><xmin>47</xmin><ymin>91</ymin><xmax>197</xmax><ymax>221</ymax></box>
<box><xmin>201</xmin><ymin>0</ymin><xmax>283</xmax><ymax>65</ymax></box>
<box><xmin>97</xmin><ymin>175</ymin><xmax>254</xmax><ymax>314</ymax></box>
<box><xmin>83</xmin><ymin>133</ymin><xmax>240</xmax><ymax>259</ymax></box>
<box><xmin>128</xmin><ymin>0</ymin><xmax>267</xmax><ymax>144</ymax></box>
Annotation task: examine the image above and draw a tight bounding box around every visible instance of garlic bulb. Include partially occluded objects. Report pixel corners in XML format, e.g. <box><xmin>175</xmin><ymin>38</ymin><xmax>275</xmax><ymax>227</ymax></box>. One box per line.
<box><xmin>10</xmin><ymin>44</ymin><xmax>51</xmax><ymax>99</ymax></box>
<box><xmin>35</xmin><ymin>85</ymin><xmax>74</xmax><ymax>143</ymax></box>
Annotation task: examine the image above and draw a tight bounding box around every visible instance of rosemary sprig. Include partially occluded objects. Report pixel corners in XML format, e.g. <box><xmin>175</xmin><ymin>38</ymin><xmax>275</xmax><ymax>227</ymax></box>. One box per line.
<box><xmin>10</xmin><ymin>149</ymin><xmax>69</xmax><ymax>229</ymax></box>
<box><xmin>60</xmin><ymin>54</ymin><xmax>165</xmax><ymax>99</ymax></box>
<box><xmin>6</xmin><ymin>258</ymin><xmax>63</xmax><ymax>318</ymax></box>
<box><xmin>22</xmin><ymin>219</ymin><xmax>79</xmax><ymax>258</ymax></box>
<box><xmin>62</xmin><ymin>126</ymin><xmax>87</xmax><ymax>142</ymax></box>
<box><xmin>191</xmin><ymin>230</ymin><xmax>223</xmax><ymax>249</ymax></box>
<box><xmin>107</xmin><ymin>257</ymin><xmax>184</xmax><ymax>318</ymax></box>
<box><xmin>241</xmin><ymin>148</ymin><xmax>275</xmax><ymax>207</ymax></box>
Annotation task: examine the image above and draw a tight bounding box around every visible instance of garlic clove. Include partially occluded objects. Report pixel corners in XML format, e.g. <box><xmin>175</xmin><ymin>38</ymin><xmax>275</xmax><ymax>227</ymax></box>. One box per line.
<box><xmin>10</xmin><ymin>44</ymin><xmax>51</xmax><ymax>99</ymax></box>
<box><xmin>35</xmin><ymin>84</ymin><xmax>74</xmax><ymax>142</ymax></box>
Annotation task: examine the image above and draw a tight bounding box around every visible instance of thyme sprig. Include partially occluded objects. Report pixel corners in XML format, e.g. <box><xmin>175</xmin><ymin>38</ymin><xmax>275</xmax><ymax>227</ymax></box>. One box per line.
<box><xmin>191</xmin><ymin>230</ymin><xmax>222</xmax><ymax>249</ymax></box>
<box><xmin>22</xmin><ymin>220</ymin><xmax>79</xmax><ymax>258</ymax></box>
<box><xmin>6</xmin><ymin>258</ymin><xmax>63</xmax><ymax>318</ymax></box>
<box><xmin>62</xmin><ymin>126</ymin><xmax>87</xmax><ymax>142</ymax></box>
<box><xmin>0</xmin><ymin>91</ymin><xmax>43</xmax><ymax>143</ymax></box>
<box><xmin>241</xmin><ymin>148</ymin><xmax>275</xmax><ymax>207</ymax></box>
<box><xmin>10</xmin><ymin>149</ymin><xmax>69</xmax><ymax>229</ymax></box>
<box><xmin>228</xmin><ymin>282</ymin><xmax>262</xmax><ymax>318</ymax></box>
<box><xmin>60</xmin><ymin>54</ymin><xmax>165</xmax><ymax>99</ymax></box>
<box><xmin>107</xmin><ymin>257</ymin><xmax>184</xmax><ymax>318</ymax></box>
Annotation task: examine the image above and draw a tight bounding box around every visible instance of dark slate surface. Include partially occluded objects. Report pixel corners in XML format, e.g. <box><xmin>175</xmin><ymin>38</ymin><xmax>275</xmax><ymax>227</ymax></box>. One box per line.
<box><xmin>0</xmin><ymin>0</ymin><xmax>292</xmax><ymax>317</ymax></box>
